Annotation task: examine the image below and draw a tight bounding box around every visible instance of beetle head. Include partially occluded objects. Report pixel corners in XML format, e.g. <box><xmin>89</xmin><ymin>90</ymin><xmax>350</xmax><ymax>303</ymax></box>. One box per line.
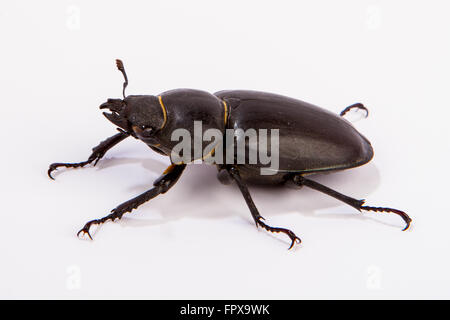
<box><xmin>100</xmin><ymin>98</ymin><xmax>128</xmax><ymax>131</ymax></box>
<box><xmin>99</xmin><ymin>60</ymin><xmax>165</xmax><ymax>143</ymax></box>
<box><xmin>100</xmin><ymin>95</ymin><xmax>165</xmax><ymax>140</ymax></box>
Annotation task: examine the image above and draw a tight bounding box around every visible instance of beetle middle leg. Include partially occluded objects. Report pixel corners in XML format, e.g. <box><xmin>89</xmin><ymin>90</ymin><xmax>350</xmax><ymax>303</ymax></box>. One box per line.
<box><xmin>227</xmin><ymin>166</ymin><xmax>301</xmax><ymax>250</ymax></box>
<box><xmin>77</xmin><ymin>164</ymin><xmax>186</xmax><ymax>240</ymax></box>
<box><xmin>48</xmin><ymin>131</ymin><xmax>130</xmax><ymax>180</ymax></box>
<box><xmin>292</xmin><ymin>175</ymin><xmax>412</xmax><ymax>231</ymax></box>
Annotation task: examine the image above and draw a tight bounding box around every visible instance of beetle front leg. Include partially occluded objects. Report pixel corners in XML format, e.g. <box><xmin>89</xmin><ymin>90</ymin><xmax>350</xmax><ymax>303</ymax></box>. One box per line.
<box><xmin>77</xmin><ymin>164</ymin><xmax>186</xmax><ymax>240</ymax></box>
<box><xmin>292</xmin><ymin>175</ymin><xmax>412</xmax><ymax>231</ymax></box>
<box><xmin>227</xmin><ymin>166</ymin><xmax>301</xmax><ymax>250</ymax></box>
<box><xmin>48</xmin><ymin>131</ymin><xmax>130</xmax><ymax>180</ymax></box>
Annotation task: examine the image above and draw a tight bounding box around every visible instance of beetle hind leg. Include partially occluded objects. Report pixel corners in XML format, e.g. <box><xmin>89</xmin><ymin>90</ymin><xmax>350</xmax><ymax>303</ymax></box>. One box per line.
<box><xmin>292</xmin><ymin>175</ymin><xmax>412</xmax><ymax>231</ymax></box>
<box><xmin>340</xmin><ymin>103</ymin><xmax>369</xmax><ymax>118</ymax></box>
<box><xmin>227</xmin><ymin>166</ymin><xmax>301</xmax><ymax>249</ymax></box>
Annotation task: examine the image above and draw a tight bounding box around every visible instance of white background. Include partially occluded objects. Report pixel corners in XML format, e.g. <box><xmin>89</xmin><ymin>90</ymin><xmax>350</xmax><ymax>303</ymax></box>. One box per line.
<box><xmin>1</xmin><ymin>0</ymin><xmax>449</xmax><ymax>299</ymax></box>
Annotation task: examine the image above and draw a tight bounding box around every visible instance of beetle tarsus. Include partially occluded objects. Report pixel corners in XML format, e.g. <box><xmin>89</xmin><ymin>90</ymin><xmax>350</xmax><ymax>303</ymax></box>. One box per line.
<box><xmin>360</xmin><ymin>206</ymin><xmax>412</xmax><ymax>231</ymax></box>
<box><xmin>257</xmin><ymin>217</ymin><xmax>301</xmax><ymax>250</ymax></box>
<box><xmin>48</xmin><ymin>131</ymin><xmax>129</xmax><ymax>180</ymax></box>
<box><xmin>48</xmin><ymin>160</ymin><xmax>91</xmax><ymax>180</ymax></box>
<box><xmin>340</xmin><ymin>103</ymin><xmax>369</xmax><ymax>118</ymax></box>
<box><xmin>77</xmin><ymin>220</ymin><xmax>97</xmax><ymax>240</ymax></box>
<box><xmin>77</xmin><ymin>212</ymin><xmax>124</xmax><ymax>240</ymax></box>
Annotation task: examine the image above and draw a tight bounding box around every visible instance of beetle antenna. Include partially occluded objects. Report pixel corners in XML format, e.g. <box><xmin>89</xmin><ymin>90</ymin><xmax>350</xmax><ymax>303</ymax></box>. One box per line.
<box><xmin>115</xmin><ymin>59</ymin><xmax>128</xmax><ymax>98</ymax></box>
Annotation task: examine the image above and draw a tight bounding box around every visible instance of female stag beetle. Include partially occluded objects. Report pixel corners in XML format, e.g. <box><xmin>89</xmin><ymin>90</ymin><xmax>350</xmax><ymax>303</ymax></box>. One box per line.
<box><xmin>48</xmin><ymin>59</ymin><xmax>411</xmax><ymax>249</ymax></box>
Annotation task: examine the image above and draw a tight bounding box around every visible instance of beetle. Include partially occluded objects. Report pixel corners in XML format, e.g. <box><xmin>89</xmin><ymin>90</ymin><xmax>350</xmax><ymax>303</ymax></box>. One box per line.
<box><xmin>48</xmin><ymin>59</ymin><xmax>411</xmax><ymax>249</ymax></box>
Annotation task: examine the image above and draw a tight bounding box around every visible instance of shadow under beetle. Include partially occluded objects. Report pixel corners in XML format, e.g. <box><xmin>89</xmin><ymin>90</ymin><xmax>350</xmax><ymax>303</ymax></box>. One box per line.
<box><xmin>48</xmin><ymin>59</ymin><xmax>411</xmax><ymax>249</ymax></box>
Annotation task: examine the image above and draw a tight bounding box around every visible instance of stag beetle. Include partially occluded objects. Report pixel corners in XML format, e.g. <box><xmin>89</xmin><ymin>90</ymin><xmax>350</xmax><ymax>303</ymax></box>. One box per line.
<box><xmin>48</xmin><ymin>59</ymin><xmax>411</xmax><ymax>249</ymax></box>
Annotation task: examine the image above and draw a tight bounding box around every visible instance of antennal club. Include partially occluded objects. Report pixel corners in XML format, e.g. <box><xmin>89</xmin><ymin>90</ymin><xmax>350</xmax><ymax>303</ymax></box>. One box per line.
<box><xmin>115</xmin><ymin>59</ymin><xmax>128</xmax><ymax>98</ymax></box>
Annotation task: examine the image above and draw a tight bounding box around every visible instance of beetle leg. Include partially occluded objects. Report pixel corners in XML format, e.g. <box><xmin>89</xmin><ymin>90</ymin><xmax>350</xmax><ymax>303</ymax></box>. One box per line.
<box><xmin>340</xmin><ymin>103</ymin><xmax>369</xmax><ymax>118</ymax></box>
<box><xmin>77</xmin><ymin>164</ymin><xmax>186</xmax><ymax>240</ymax></box>
<box><xmin>227</xmin><ymin>166</ymin><xmax>301</xmax><ymax>250</ymax></box>
<box><xmin>48</xmin><ymin>131</ymin><xmax>130</xmax><ymax>180</ymax></box>
<box><xmin>293</xmin><ymin>175</ymin><xmax>412</xmax><ymax>231</ymax></box>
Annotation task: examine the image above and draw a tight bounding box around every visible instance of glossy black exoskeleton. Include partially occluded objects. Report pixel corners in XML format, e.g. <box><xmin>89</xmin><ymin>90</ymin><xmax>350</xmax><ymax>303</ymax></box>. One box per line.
<box><xmin>48</xmin><ymin>60</ymin><xmax>411</xmax><ymax>249</ymax></box>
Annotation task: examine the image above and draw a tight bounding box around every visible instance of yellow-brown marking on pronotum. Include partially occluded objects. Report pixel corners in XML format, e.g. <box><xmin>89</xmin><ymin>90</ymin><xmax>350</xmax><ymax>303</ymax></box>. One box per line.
<box><xmin>222</xmin><ymin>100</ymin><xmax>228</xmax><ymax>125</ymax></box>
<box><xmin>157</xmin><ymin>95</ymin><xmax>168</xmax><ymax>130</ymax></box>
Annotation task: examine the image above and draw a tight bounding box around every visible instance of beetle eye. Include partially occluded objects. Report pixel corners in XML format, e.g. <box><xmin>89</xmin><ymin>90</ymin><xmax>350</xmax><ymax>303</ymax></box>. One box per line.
<box><xmin>141</xmin><ymin>126</ymin><xmax>154</xmax><ymax>134</ymax></box>
<box><xmin>132</xmin><ymin>124</ymin><xmax>154</xmax><ymax>136</ymax></box>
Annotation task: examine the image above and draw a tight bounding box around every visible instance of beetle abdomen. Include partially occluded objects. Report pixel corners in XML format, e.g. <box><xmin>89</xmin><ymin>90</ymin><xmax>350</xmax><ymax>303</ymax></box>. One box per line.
<box><xmin>215</xmin><ymin>90</ymin><xmax>373</xmax><ymax>181</ymax></box>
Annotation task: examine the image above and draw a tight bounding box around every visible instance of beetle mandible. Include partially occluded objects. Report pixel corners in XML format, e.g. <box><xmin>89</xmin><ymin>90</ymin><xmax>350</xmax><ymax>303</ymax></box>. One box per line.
<box><xmin>48</xmin><ymin>59</ymin><xmax>411</xmax><ymax>249</ymax></box>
